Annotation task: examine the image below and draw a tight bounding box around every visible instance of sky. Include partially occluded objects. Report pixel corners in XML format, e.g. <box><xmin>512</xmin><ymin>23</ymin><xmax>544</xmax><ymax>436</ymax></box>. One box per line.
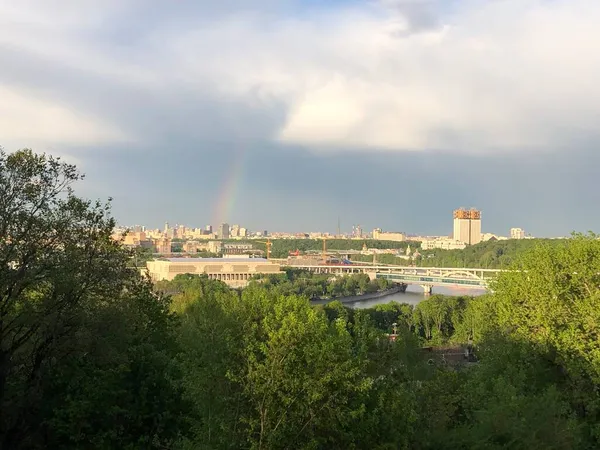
<box><xmin>1</xmin><ymin>0</ymin><xmax>599</xmax><ymax>237</ymax></box>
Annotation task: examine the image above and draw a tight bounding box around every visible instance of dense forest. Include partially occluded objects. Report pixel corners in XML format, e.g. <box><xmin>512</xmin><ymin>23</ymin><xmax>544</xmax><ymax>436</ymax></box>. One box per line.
<box><xmin>350</xmin><ymin>237</ymin><xmax>569</xmax><ymax>269</ymax></box>
<box><xmin>2</xmin><ymin>148</ymin><xmax>600</xmax><ymax>449</ymax></box>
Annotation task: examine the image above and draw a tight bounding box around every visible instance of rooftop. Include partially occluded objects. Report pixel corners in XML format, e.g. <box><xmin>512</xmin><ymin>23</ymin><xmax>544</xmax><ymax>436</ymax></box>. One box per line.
<box><xmin>163</xmin><ymin>257</ymin><xmax>269</xmax><ymax>263</ymax></box>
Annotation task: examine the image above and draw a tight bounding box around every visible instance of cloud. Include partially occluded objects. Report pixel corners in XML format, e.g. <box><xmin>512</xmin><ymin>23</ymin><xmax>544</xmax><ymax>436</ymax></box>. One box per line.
<box><xmin>1</xmin><ymin>0</ymin><xmax>600</xmax><ymax>236</ymax></box>
<box><xmin>0</xmin><ymin>85</ymin><xmax>129</xmax><ymax>151</ymax></box>
<box><xmin>2</xmin><ymin>0</ymin><xmax>600</xmax><ymax>154</ymax></box>
<box><xmin>272</xmin><ymin>0</ymin><xmax>600</xmax><ymax>152</ymax></box>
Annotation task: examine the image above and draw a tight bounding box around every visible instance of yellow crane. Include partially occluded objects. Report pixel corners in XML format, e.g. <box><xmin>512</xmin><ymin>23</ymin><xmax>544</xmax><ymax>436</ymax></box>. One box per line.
<box><xmin>254</xmin><ymin>239</ymin><xmax>273</xmax><ymax>260</ymax></box>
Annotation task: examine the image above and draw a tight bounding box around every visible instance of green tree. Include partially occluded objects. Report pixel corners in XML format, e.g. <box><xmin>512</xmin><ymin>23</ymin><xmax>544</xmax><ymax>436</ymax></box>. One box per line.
<box><xmin>491</xmin><ymin>234</ymin><xmax>600</xmax><ymax>445</ymax></box>
<box><xmin>0</xmin><ymin>149</ymin><xmax>186</xmax><ymax>449</ymax></box>
<box><xmin>177</xmin><ymin>280</ymin><xmax>246</xmax><ymax>449</ymax></box>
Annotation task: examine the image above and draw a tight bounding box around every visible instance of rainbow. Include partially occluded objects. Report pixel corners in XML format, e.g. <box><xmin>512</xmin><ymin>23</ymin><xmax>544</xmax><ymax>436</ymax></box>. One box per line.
<box><xmin>212</xmin><ymin>144</ymin><xmax>246</xmax><ymax>227</ymax></box>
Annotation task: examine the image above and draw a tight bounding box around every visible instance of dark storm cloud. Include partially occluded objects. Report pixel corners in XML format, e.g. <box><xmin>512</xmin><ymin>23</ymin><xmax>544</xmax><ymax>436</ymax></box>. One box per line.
<box><xmin>76</xmin><ymin>139</ymin><xmax>600</xmax><ymax>237</ymax></box>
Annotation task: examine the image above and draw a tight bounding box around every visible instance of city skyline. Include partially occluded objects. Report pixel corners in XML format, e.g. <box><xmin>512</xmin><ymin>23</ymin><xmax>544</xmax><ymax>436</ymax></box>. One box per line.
<box><xmin>2</xmin><ymin>1</ymin><xmax>599</xmax><ymax>236</ymax></box>
<box><xmin>119</xmin><ymin>209</ymin><xmax>535</xmax><ymax>241</ymax></box>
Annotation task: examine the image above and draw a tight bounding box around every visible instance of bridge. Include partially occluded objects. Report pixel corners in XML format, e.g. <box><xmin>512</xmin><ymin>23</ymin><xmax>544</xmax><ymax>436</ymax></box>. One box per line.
<box><xmin>286</xmin><ymin>263</ymin><xmax>502</xmax><ymax>293</ymax></box>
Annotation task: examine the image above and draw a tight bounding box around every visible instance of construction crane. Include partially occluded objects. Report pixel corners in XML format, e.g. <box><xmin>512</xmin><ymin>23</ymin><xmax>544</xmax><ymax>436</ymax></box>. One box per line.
<box><xmin>254</xmin><ymin>239</ymin><xmax>273</xmax><ymax>259</ymax></box>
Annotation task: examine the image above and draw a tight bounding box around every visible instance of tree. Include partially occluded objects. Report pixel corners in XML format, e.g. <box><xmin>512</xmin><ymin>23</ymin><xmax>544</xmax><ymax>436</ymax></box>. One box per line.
<box><xmin>0</xmin><ymin>149</ymin><xmax>186</xmax><ymax>448</ymax></box>
<box><xmin>451</xmin><ymin>295</ymin><xmax>496</xmax><ymax>344</ymax></box>
<box><xmin>177</xmin><ymin>280</ymin><xmax>246</xmax><ymax>449</ymax></box>
<box><xmin>491</xmin><ymin>234</ymin><xmax>600</xmax><ymax>445</ymax></box>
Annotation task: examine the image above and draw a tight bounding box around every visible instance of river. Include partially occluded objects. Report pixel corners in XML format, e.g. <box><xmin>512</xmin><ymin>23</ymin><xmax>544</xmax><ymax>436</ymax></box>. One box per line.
<box><xmin>348</xmin><ymin>285</ymin><xmax>486</xmax><ymax>309</ymax></box>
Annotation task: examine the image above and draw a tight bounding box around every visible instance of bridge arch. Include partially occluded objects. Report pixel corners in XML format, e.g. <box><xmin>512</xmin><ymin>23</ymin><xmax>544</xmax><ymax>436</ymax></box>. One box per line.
<box><xmin>440</xmin><ymin>270</ymin><xmax>483</xmax><ymax>281</ymax></box>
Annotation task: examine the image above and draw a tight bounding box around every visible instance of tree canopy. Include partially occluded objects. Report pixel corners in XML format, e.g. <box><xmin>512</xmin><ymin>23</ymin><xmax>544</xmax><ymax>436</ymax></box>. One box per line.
<box><xmin>0</xmin><ymin>149</ymin><xmax>187</xmax><ymax>449</ymax></box>
<box><xmin>351</xmin><ymin>238</ymin><xmax>568</xmax><ymax>269</ymax></box>
<box><xmin>2</xmin><ymin>148</ymin><xmax>600</xmax><ymax>449</ymax></box>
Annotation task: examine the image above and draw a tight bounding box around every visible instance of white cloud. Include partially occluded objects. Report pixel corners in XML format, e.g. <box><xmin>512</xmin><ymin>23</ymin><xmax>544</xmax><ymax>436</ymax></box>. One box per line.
<box><xmin>1</xmin><ymin>0</ymin><xmax>600</xmax><ymax>153</ymax></box>
<box><xmin>268</xmin><ymin>1</ymin><xmax>600</xmax><ymax>152</ymax></box>
<box><xmin>0</xmin><ymin>85</ymin><xmax>129</xmax><ymax>150</ymax></box>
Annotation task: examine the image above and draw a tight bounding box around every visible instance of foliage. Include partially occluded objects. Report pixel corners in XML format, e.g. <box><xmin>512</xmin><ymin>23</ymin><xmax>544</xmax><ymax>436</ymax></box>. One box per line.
<box><xmin>234</xmin><ymin>238</ymin><xmax>413</xmax><ymax>259</ymax></box>
<box><xmin>418</xmin><ymin>238</ymin><xmax>568</xmax><ymax>269</ymax></box>
<box><xmin>172</xmin><ymin>276</ymin><xmax>421</xmax><ymax>449</ymax></box>
<box><xmin>491</xmin><ymin>233</ymin><xmax>600</xmax><ymax>444</ymax></box>
<box><xmin>0</xmin><ymin>149</ymin><xmax>187</xmax><ymax>449</ymax></box>
<box><xmin>350</xmin><ymin>238</ymin><xmax>570</xmax><ymax>269</ymax></box>
<box><xmin>128</xmin><ymin>246</ymin><xmax>155</xmax><ymax>268</ymax></box>
<box><xmin>250</xmin><ymin>268</ymin><xmax>392</xmax><ymax>299</ymax></box>
<box><xmin>3</xmin><ymin>148</ymin><xmax>600</xmax><ymax>449</ymax></box>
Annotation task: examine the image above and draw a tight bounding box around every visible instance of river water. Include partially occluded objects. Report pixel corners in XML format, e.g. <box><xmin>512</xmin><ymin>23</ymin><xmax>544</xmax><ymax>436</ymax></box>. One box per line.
<box><xmin>348</xmin><ymin>285</ymin><xmax>486</xmax><ymax>309</ymax></box>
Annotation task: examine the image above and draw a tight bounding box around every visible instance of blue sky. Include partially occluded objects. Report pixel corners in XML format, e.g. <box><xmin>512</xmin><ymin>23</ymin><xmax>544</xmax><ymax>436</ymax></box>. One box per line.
<box><xmin>1</xmin><ymin>0</ymin><xmax>599</xmax><ymax>236</ymax></box>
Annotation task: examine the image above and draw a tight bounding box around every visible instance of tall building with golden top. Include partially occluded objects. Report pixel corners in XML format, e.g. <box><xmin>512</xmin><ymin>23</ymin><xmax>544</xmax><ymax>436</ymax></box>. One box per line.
<box><xmin>453</xmin><ymin>208</ymin><xmax>482</xmax><ymax>245</ymax></box>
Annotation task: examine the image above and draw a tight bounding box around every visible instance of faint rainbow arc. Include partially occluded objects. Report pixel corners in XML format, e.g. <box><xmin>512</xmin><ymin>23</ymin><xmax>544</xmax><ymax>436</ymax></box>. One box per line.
<box><xmin>212</xmin><ymin>144</ymin><xmax>247</xmax><ymax>227</ymax></box>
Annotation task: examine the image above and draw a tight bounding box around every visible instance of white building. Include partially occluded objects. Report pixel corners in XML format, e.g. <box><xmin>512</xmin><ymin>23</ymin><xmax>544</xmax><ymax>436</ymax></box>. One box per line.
<box><xmin>146</xmin><ymin>257</ymin><xmax>281</xmax><ymax>288</ymax></box>
<box><xmin>372</xmin><ymin>228</ymin><xmax>406</xmax><ymax>242</ymax></box>
<box><xmin>421</xmin><ymin>238</ymin><xmax>467</xmax><ymax>251</ymax></box>
<box><xmin>452</xmin><ymin>209</ymin><xmax>482</xmax><ymax>245</ymax></box>
<box><xmin>208</xmin><ymin>241</ymin><xmax>223</xmax><ymax>254</ymax></box>
<box><xmin>510</xmin><ymin>228</ymin><xmax>526</xmax><ymax>239</ymax></box>
<box><xmin>482</xmin><ymin>233</ymin><xmax>509</xmax><ymax>242</ymax></box>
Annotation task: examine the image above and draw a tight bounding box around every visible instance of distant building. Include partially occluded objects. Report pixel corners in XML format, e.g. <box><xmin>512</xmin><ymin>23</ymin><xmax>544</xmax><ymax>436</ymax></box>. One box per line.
<box><xmin>223</xmin><ymin>243</ymin><xmax>253</xmax><ymax>255</ymax></box>
<box><xmin>112</xmin><ymin>231</ymin><xmax>154</xmax><ymax>249</ymax></box>
<box><xmin>510</xmin><ymin>228</ymin><xmax>526</xmax><ymax>239</ymax></box>
<box><xmin>183</xmin><ymin>241</ymin><xmax>211</xmax><ymax>253</ymax></box>
<box><xmin>205</xmin><ymin>225</ymin><xmax>213</xmax><ymax>233</ymax></box>
<box><xmin>208</xmin><ymin>241</ymin><xmax>223</xmax><ymax>254</ymax></box>
<box><xmin>175</xmin><ymin>226</ymin><xmax>186</xmax><ymax>239</ymax></box>
<box><xmin>145</xmin><ymin>257</ymin><xmax>281</xmax><ymax>288</ymax></box>
<box><xmin>421</xmin><ymin>238</ymin><xmax>467</xmax><ymax>251</ymax></box>
<box><xmin>218</xmin><ymin>223</ymin><xmax>230</xmax><ymax>240</ymax></box>
<box><xmin>153</xmin><ymin>237</ymin><xmax>172</xmax><ymax>254</ymax></box>
<box><xmin>453</xmin><ymin>208</ymin><xmax>482</xmax><ymax>245</ymax></box>
<box><xmin>372</xmin><ymin>228</ymin><xmax>406</xmax><ymax>242</ymax></box>
<box><xmin>482</xmin><ymin>233</ymin><xmax>508</xmax><ymax>242</ymax></box>
<box><xmin>165</xmin><ymin>227</ymin><xmax>175</xmax><ymax>239</ymax></box>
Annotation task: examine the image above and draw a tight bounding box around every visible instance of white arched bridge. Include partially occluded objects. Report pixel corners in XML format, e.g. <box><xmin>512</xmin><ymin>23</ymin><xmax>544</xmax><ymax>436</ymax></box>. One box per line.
<box><xmin>287</xmin><ymin>263</ymin><xmax>503</xmax><ymax>293</ymax></box>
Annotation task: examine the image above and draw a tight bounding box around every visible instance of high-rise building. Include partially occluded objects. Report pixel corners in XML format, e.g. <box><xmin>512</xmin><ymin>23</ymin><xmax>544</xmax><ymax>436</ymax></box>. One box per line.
<box><xmin>453</xmin><ymin>208</ymin><xmax>482</xmax><ymax>245</ymax></box>
<box><xmin>175</xmin><ymin>225</ymin><xmax>186</xmax><ymax>239</ymax></box>
<box><xmin>218</xmin><ymin>223</ymin><xmax>230</xmax><ymax>240</ymax></box>
<box><xmin>205</xmin><ymin>225</ymin><xmax>213</xmax><ymax>233</ymax></box>
<box><xmin>510</xmin><ymin>228</ymin><xmax>525</xmax><ymax>239</ymax></box>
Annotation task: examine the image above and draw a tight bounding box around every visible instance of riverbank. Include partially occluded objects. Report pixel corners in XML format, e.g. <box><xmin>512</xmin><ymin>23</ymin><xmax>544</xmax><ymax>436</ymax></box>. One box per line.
<box><xmin>350</xmin><ymin>284</ymin><xmax>487</xmax><ymax>309</ymax></box>
<box><xmin>310</xmin><ymin>284</ymin><xmax>407</xmax><ymax>306</ymax></box>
